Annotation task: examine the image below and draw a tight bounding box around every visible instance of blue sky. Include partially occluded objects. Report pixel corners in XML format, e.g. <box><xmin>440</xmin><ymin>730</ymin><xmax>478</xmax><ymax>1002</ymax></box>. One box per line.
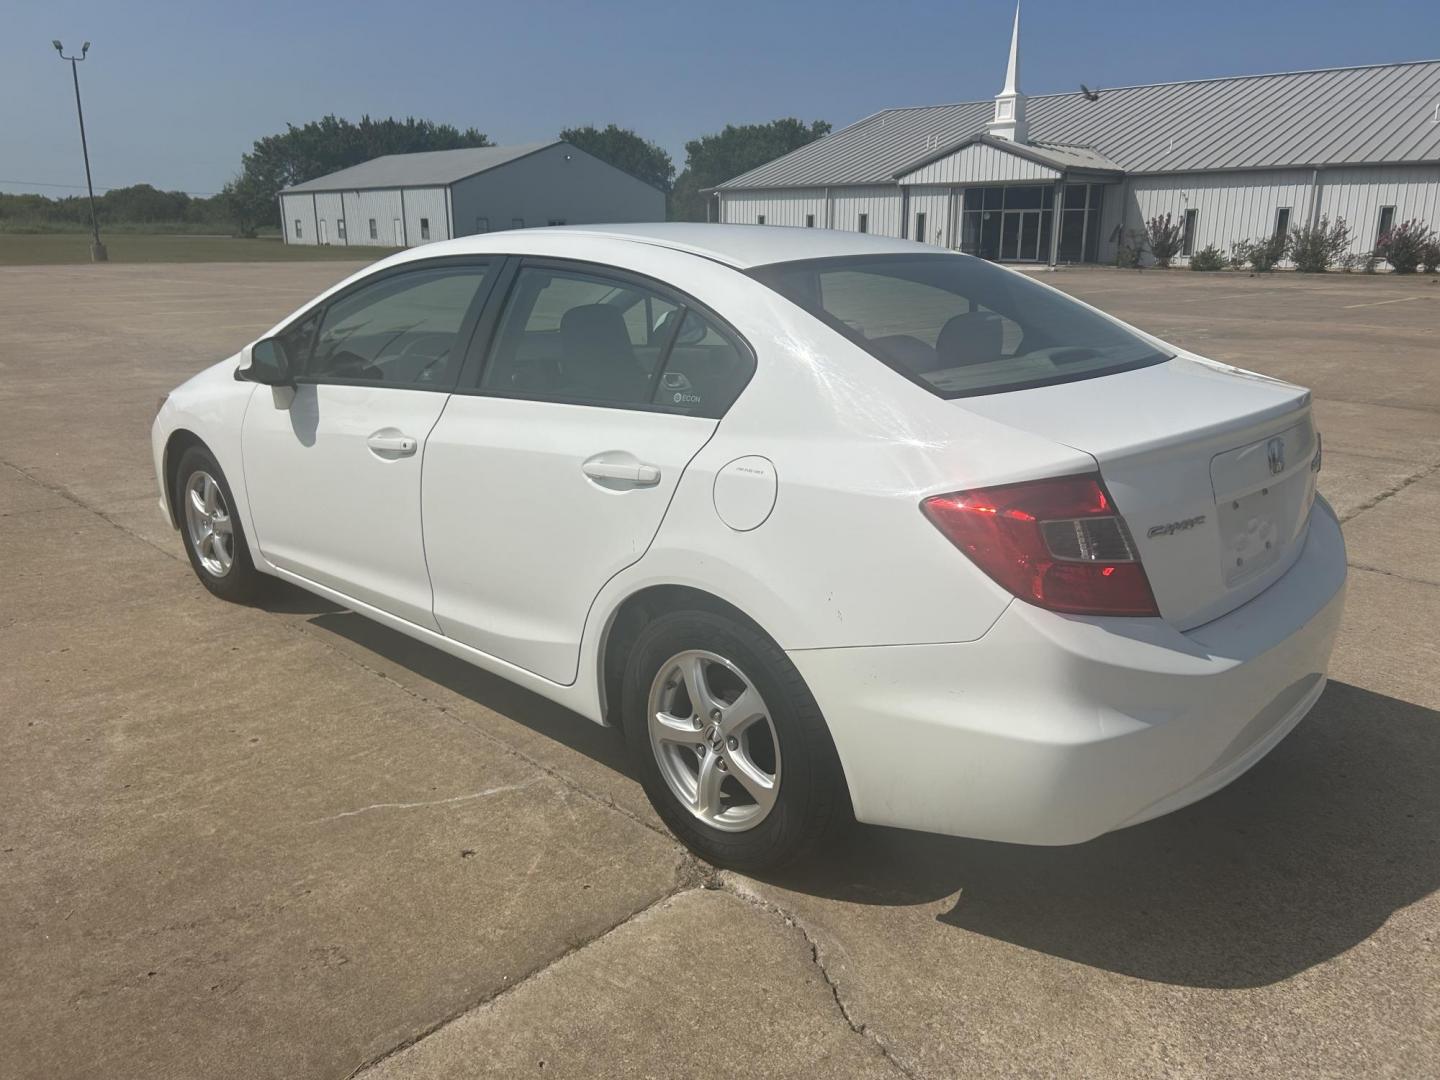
<box><xmin>5</xmin><ymin>0</ymin><xmax>1439</xmax><ymax>197</ymax></box>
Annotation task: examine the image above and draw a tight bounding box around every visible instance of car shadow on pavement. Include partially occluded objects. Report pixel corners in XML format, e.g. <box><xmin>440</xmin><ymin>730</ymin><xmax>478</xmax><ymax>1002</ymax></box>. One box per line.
<box><xmin>300</xmin><ymin>606</ymin><xmax>639</xmax><ymax>781</ymax></box>
<box><xmin>762</xmin><ymin>681</ymin><xmax>1440</xmax><ymax>990</ymax></box>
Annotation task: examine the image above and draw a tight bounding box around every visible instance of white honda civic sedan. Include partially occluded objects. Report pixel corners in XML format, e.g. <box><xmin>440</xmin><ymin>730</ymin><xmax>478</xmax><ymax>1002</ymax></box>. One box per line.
<box><xmin>152</xmin><ymin>224</ymin><xmax>1346</xmax><ymax>869</ymax></box>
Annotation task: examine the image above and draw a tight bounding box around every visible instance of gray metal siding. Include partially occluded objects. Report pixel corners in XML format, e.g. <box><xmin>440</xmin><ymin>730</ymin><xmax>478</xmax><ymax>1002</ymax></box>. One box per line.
<box><xmin>448</xmin><ymin>142</ymin><xmax>664</xmax><ymax>235</ymax></box>
<box><xmin>719</xmin><ymin>60</ymin><xmax>1440</xmax><ymax>189</ymax></box>
<box><xmin>829</xmin><ymin>186</ymin><xmax>903</xmax><ymax>236</ymax></box>
<box><xmin>1124</xmin><ymin>170</ymin><xmax>1317</xmax><ymax>262</ymax></box>
<box><xmin>313</xmin><ymin>192</ymin><xmax>344</xmax><ymax>246</ymax></box>
<box><xmin>279</xmin><ymin>193</ymin><xmax>317</xmax><ymax>245</ymax></box>
<box><xmin>902</xmin><ymin>142</ymin><xmax>1060</xmax><ymax>185</ymax></box>
<box><xmin>1319</xmin><ymin>164</ymin><xmax>1440</xmax><ymax>249</ymax></box>
<box><xmin>718</xmin><ymin>189</ymin><xmax>828</xmax><ymax>227</ymax></box>
<box><xmin>906</xmin><ymin>185</ymin><xmax>953</xmax><ymax>246</ymax></box>
<box><xmin>403</xmin><ymin>187</ymin><xmax>450</xmax><ymax>245</ymax></box>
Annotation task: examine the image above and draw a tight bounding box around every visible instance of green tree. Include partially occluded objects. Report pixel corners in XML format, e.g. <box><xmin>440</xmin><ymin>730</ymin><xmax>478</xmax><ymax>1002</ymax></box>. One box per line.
<box><xmin>559</xmin><ymin>124</ymin><xmax>673</xmax><ymax>192</ymax></box>
<box><xmin>220</xmin><ymin>171</ymin><xmax>275</xmax><ymax>238</ymax></box>
<box><xmin>235</xmin><ymin>115</ymin><xmax>490</xmax><ymax>229</ymax></box>
<box><xmin>670</xmin><ymin>118</ymin><xmax>831</xmax><ymax>221</ymax></box>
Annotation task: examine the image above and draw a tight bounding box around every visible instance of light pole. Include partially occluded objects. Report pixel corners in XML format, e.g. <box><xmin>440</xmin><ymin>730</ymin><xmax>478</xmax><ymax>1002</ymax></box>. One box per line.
<box><xmin>52</xmin><ymin>39</ymin><xmax>107</xmax><ymax>262</ymax></box>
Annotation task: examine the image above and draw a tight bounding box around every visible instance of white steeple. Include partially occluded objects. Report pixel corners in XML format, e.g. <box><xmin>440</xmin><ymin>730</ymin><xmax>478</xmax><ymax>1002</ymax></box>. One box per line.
<box><xmin>987</xmin><ymin>3</ymin><xmax>1029</xmax><ymax>143</ymax></box>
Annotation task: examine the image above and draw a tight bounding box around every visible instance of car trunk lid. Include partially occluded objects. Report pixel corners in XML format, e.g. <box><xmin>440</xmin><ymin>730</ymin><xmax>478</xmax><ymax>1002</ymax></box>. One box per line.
<box><xmin>955</xmin><ymin>357</ymin><xmax>1319</xmax><ymax>629</ymax></box>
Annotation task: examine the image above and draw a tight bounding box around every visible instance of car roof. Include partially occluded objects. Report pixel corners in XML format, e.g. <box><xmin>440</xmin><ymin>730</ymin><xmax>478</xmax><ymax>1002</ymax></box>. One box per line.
<box><xmin>391</xmin><ymin>223</ymin><xmax>925</xmax><ymax>270</ymax></box>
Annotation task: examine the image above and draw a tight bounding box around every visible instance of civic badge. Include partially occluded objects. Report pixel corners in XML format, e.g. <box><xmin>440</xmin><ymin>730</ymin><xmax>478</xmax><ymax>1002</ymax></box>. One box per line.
<box><xmin>1266</xmin><ymin>437</ymin><xmax>1286</xmax><ymax>476</ymax></box>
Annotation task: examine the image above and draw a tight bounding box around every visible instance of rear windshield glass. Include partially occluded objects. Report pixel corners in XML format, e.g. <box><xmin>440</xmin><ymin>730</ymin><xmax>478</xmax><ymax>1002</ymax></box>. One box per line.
<box><xmin>747</xmin><ymin>253</ymin><xmax>1170</xmax><ymax>398</ymax></box>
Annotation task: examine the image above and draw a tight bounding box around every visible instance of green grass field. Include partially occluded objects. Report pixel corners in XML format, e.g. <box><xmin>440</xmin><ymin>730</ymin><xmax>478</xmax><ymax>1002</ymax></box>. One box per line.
<box><xmin>0</xmin><ymin>232</ymin><xmax>399</xmax><ymax>266</ymax></box>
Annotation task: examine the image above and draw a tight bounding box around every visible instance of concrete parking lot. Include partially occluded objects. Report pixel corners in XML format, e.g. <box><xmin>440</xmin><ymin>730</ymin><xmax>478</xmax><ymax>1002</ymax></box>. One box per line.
<box><xmin>1</xmin><ymin>260</ymin><xmax>1437</xmax><ymax>1078</ymax></box>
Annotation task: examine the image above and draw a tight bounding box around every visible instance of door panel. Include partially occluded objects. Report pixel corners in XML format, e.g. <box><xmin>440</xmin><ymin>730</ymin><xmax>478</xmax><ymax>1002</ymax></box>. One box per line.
<box><xmin>242</xmin><ymin>384</ymin><xmax>449</xmax><ymax>627</ymax></box>
<box><xmin>423</xmin><ymin>398</ymin><xmax>716</xmax><ymax>682</ymax></box>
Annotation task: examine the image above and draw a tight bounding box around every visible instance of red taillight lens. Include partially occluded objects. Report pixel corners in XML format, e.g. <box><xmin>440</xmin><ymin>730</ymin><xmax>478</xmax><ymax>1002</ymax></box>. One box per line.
<box><xmin>921</xmin><ymin>474</ymin><xmax>1160</xmax><ymax>617</ymax></box>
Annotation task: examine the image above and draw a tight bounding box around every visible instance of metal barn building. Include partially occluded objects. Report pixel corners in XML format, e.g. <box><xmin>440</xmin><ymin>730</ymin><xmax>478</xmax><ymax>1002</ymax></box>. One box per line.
<box><xmin>714</xmin><ymin>10</ymin><xmax>1440</xmax><ymax>266</ymax></box>
<box><xmin>278</xmin><ymin>141</ymin><xmax>664</xmax><ymax>248</ymax></box>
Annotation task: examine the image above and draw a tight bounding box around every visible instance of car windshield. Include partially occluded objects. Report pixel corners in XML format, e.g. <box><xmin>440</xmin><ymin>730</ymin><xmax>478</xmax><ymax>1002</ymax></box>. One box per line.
<box><xmin>747</xmin><ymin>253</ymin><xmax>1171</xmax><ymax>398</ymax></box>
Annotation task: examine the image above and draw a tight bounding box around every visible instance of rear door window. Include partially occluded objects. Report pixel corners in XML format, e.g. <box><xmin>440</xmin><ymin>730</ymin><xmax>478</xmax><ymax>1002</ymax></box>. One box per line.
<box><xmin>477</xmin><ymin>263</ymin><xmax>753</xmax><ymax>417</ymax></box>
<box><xmin>749</xmin><ymin>253</ymin><xmax>1169</xmax><ymax>398</ymax></box>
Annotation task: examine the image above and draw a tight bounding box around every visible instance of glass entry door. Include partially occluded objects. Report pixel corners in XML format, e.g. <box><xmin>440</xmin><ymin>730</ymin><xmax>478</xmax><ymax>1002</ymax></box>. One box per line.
<box><xmin>960</xmin><ymin>185</ymin><xmax>1054</xmax><ymax>262</ymax></box>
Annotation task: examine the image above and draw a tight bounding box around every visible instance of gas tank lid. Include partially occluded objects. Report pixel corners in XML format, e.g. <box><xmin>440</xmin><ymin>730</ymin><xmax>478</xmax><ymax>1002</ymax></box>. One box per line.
<box><xmin>713</xmin><ymin>456</ymin><xmax>777</xmax><ymax>532</ymax></box>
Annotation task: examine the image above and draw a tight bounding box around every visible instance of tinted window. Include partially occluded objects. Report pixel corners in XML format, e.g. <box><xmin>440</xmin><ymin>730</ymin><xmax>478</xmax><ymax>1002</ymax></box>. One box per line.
<box><xmin>306</xmin><ymin>263</ymin><xmax>491</xmax><ymax>387</ymax></box>
<box><xmin>479</xmin><ymin>265</ymin><xmax>751</xmax><ymax>417</ymax></box>
<box><xmin>749</xmin><ymin>253</ymin><xmax>1170</xmax><ymax>398</ymax></box>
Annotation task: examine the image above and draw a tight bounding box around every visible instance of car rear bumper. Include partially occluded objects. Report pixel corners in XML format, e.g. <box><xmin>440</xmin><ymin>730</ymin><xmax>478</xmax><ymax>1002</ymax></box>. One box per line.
<box><xmin>789</xmin><ymin>496</ymin><xmax>1347</xmax><ymax>844</ymax></box>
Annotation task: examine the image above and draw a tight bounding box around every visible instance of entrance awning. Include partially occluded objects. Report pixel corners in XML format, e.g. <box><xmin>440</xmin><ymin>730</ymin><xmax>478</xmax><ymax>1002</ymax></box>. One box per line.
<box><xmin>894</xmin><ymin>134</ymin><xmax>1124</xmax><ymax>186</ymax></box>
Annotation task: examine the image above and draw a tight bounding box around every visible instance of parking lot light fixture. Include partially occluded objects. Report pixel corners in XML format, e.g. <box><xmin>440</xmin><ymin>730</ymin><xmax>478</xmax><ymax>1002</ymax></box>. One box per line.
<box><xmin>53</xmin><ymin>39</ymin><xmax>107</xmax><ymax>263</ymax></box>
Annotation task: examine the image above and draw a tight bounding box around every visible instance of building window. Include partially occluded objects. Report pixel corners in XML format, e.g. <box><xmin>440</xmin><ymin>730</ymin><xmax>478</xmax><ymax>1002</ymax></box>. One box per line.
<box><xmin>548</xmin><ymin>218</ymin><xmax>566</xmax><ymax>226</ymax></box>
<box><xmin>294</xmin><ymin>219</ymin><xmax>303</xmax><ymax>239</ymax></box>
<box><xmin>1273</xmin><ymin>207</ymin><xmax>1291</xmax><ymax>240</ymax></box>
<box><xmin>420</xmin><ymin>217</ymin><xmax>431</xmax><ymax>240</ymax></box>
<box><xmin>805</xmin><ymin>214</ymin><xmax>815</xmax><ymax>228</ymax></box>
<box><xmin>512</xmin><ymin>218</ymin><xmax>525</xmax><ymax>229</ymax></box>
<box><xmin>337</xmin><ymin>218</ymin><xmax>347</xmax><ymax>241</ymax></box>
<box><xmin>1376</xmin><ymin>205</ymin><xmax>1396</xmax><ymax>246</ymax></box>
<box><xmin>475</xmin><ymin>217</ymin><xmax>489</xmax><ymax>233</ymax></box>
<box><xmin>857</xmin><ymin>213</ymin><xmax>869</xmax><ymax>234</ymax></box>
<box><xmin>1182</xmin><ymin>208</ymin><xmax>1198</xmax><ymax>256</ymax></box>
<box><xmin>914</xmin><ymin>211</ymin><xmax>927</xmax><ymax>244</ymax></box>
<box><xmin>369</xmin><ymin>218</ymin><xmax>378</xmax><ymax>240</ymax></box>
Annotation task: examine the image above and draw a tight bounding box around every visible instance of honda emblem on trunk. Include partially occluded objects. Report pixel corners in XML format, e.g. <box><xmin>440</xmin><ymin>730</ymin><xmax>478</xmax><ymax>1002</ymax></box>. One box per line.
<box><xmin>1266</xmin><ymin>437</ymin><xmax>1286</xmax><ymax>476</ymax></box>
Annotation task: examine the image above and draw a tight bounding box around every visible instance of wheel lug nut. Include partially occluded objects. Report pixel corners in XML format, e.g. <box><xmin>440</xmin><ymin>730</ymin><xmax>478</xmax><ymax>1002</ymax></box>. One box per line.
<box><xmin>717</xmin><ymin>760</ymin><xmax>728</xmax><ymax>772</ymax></box>
<box><xmin>710</xmin><ymin>709</ymin><xmax>721</xmax><ymax>721</ymax></box>
<box><xmin>695</xmin><ymin>744</ymin><xmax>705</xmax><ymax>755</ymax></box>
<box><xmin>727</xmin><ymin>736</ymin><xmax>738</xmax><ymax>750</ymax></box>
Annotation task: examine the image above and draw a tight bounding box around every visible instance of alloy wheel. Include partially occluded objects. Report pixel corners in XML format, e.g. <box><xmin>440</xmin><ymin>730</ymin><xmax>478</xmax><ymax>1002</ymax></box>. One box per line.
<box><xmin>184</xmin><ymin>470</ymin><xmax>235</xmax><ymax>578</ymax></box>
<box><xmin>647</xmin><ymin>649</ymin><xmax>781</xmax><ymax>832</ymax></box>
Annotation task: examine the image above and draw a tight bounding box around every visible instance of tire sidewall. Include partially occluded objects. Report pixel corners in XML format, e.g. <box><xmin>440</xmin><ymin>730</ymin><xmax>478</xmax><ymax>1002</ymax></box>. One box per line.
<box><xmin>174</xmin><ymin>446</ymin><xmax>258</xmax><ymax>602</ymax></box>
<box><xmin>621</xmin><ymin>609</ymin><xmax>841</xmax><ymax>869</ymax></box>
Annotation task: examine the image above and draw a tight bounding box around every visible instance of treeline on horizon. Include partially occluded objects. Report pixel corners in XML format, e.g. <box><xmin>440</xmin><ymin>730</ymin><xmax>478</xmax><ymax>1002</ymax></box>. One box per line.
<box><xmin>2</xmin><ymin>114</ymin><xmax>831</xmax><ymax>238</ymax></box>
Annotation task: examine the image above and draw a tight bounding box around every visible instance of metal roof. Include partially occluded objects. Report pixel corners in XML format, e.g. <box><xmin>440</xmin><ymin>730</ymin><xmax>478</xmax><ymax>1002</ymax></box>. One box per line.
<box><xmin>281</xmin><ymin>142</ymin><xmax>561</xmax><ymax>193</ymax></box>
<box><xmin>719</xmin><ymin>60</ymin><xmax>1440</xmax><ymax>189</ymax></box>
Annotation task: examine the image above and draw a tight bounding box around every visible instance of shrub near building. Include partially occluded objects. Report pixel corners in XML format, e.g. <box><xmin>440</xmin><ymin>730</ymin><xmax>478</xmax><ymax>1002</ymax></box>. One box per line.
<box><xmin>1289</xmin><ymin>216</ymin><xmax>1352</xmax><ymax>273</ymax></box>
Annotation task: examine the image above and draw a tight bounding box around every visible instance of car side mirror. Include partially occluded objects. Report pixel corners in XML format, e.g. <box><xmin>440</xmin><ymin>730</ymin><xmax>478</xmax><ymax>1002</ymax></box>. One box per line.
<box><xmin>239</xmin><ymin>338</ymin><xmax>293</xmax><ymax>386</ymax></box>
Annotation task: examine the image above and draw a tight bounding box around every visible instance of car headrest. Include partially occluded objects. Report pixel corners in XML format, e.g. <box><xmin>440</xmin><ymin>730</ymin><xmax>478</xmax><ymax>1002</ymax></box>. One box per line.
<box><xmin>936</xmin><ymin>311</ymin><xmax>1006</xmax><ymax>368</ymax></box>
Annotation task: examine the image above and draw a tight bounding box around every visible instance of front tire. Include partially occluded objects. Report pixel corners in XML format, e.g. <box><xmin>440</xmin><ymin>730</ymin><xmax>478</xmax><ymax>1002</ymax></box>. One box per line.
<box><xmin>621</xmin><ymin>609</ymin><xmax>849</xmax><ymax>870</ymax></box>
<box><xmin>174</xmin><ymin>445</ymin><xmax>261</xmax><ymax>603</ymax></box>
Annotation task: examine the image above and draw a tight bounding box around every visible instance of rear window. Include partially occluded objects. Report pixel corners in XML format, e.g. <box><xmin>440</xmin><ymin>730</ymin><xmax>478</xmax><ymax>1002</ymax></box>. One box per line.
<box><xmin>747</xmin><ymin>253</ymin><xmax>1170</xmax><ymax>397</ymax></box>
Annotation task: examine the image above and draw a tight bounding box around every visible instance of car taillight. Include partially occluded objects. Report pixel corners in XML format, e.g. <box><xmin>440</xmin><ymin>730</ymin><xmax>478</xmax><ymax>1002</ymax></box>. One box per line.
<box><xmin>921</xmin><ymin>474</ymin><xmax>1160</xmax><ymax>617</ymax></box>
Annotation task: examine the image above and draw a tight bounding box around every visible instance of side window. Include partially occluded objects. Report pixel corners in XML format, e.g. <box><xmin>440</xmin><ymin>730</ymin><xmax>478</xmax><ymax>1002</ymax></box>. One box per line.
<box><xmin>294</xmin><ymin>219</ymin><xmax>303</xmax><ymax>239</ymax></box>
<box><xmin>653</xmin><ymin>310</ymin><xmax>752</xmax><ymax>419</ymax></box>
<box><xmin>306</xmin><ymin>263</ymin><xmax>491</xmax><ymax>388</ymax></box>
<box><xmin>420</xmin><ymin>217</ymin><xmax>431</xmax><ymax>240</ymax></box>
<box><xmin>481</xmin><ymin>266</ymin><xmax>677</xmax><ymax>405</ymax></box>
<box><xmin>479</xmin><ymin>265</ymin><xmax>752</xmax><ymax>417</ymax></box>
<box><xmin>337</xmin><ymin>218</ymin><xmax>347</xmax><ymax>242</ymax></box>
<box><xmin>275</xmin><ymin>307</ymin><xmax>322</xmax><ymax>371</ymax></box>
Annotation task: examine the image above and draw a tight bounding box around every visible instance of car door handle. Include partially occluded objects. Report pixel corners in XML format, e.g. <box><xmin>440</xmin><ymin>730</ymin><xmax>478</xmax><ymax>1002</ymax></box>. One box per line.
<box><xmin>367</xmin><ymin>432</ymin><xmax>418</xmax><ymax>456</ymax></box>
<box><xmin>582</xmin><ymin>460</ymin><xmax>661</xmax><ymax>486</ymax></box>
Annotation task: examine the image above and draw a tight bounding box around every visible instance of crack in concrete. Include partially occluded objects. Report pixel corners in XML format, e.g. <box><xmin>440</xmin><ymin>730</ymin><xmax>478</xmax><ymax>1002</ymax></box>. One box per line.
<box><xmin>720</xmin><ymin>874</ymin><xmax>920</xmax><ymax>1080</ymax></box>
<box><xmin>0</xmin><ymin>458</ymin><xmax>183</xmax><ymax>563</ymax></box>
<box><xmin>1338</xmin><ymin>460</ymin><xmax>1440</xmax><ymax>524</ymax></box>
<box><xmin>285</xmin><ymin>620</ymin><xmax>678</xmax><ymax>844</ymax></box>
<box><xmin>340</xmin><ymin>870</ymin><xmax>705</xmax><ymax>1080</ymax></box>
<box><xmin>303</xmin><ymin>778</ymin><xmax>542</xmax><ymax>824</ymax></box>
<box><xmin>1346</xmin><ymin>561</ymin><xmax>1440</xmax><ymax>587</ymax></box>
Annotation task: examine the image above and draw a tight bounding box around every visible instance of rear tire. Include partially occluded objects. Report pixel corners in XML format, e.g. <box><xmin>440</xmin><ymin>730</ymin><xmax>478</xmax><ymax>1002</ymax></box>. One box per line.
<box><xmin>174</xmin><ymin>445</ymin><xmax>261</xmax><ymax>604</ymax></box>
<box><xmin>621</xmin><ymin>609</ymin><xmax>849</xmax><ymax>871</ymax></box>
